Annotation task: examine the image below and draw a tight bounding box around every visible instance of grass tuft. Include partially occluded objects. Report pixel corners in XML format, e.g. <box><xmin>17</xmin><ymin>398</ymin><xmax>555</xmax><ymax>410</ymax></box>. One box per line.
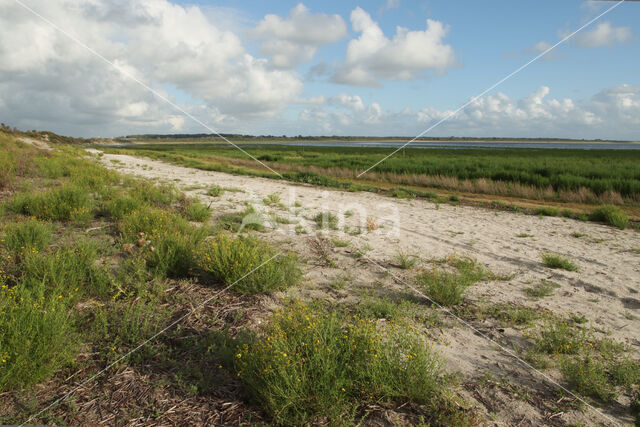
<box><xmin>416</xmin><ymin>257</ymin><xmax>489</xmax><ymax>306</ymax></box>
<box><xmin>541</xmin><ymin>253</ymin><xmax>579</xmax><ymax>272</ymax></box>
<box><xmin>524</xmin><ymin>280</ymin><xmax>560</xmax><ymax>299</ymax></box>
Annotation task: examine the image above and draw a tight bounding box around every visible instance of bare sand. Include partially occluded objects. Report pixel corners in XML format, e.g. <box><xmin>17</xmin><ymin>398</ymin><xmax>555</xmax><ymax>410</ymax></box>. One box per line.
<box><xmin>90</xmin><ymin>149</ymin><xmax>640</xmax><ymax>426</ymax></box>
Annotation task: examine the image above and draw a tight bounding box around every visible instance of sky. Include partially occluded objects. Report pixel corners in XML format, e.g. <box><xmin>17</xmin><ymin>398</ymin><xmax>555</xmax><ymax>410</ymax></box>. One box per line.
<box><xmin>0</xmin><ymin>0</ymin><xmax>638</xmax><ymax>139</ymax></box>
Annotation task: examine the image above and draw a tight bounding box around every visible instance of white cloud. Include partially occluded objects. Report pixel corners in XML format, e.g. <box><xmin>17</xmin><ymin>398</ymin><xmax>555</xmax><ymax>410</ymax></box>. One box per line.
<box><xmin>297</xmin><ymin>86</ymin><xmax>640</xmax><ymax>139</ymax></box>
<box><xmin>252</xmin><ymin>3</ymin><xmax>347</xmax><ymax>69</ymax></box>
<box><xmin>0</xmin><ymin>0</ymin><xmax>303</xmax><ymax>135</ymax></box>
<box><xmin>571</xmin><ymin>21</ymin><xmax>632</xmax><ymax>48</ymax></box>
<box><xmin>333</xmin><ymin>7</ymin><xmax>455</xmax><ymax>87</ymax></box>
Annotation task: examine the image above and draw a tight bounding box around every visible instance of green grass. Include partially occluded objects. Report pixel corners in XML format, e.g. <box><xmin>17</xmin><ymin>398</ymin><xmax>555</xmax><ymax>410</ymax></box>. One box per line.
<box><xmin>524</xmin><ymin>280</ymin><xmax>560</xmax><ymax>299</ymax></box>
<box><xmin>313</xmin><ymin>211</ymin><xmax>339</xmax><ymax>230</ymax></box>
<box><xmin>233</xmin><ymin>303</ymin><xmax>458</xmax><ymax>425</ymax></box>
<box><xmin>589</xmin><ymin>205</ymin><xmax>629</xmax><ymax>229</ymax></box>
<box><xmin>416</xmin><ymin>257</ymin><xmax>490</xmax><ymax>306</ymax></box>
<box><xmin>198</xmin><ymin>234</ymin><xmax>301</xmax><ymax>294</ymax></box>
<box><xmin>541</xmin><ymin>253</ymin><xmax>579</xmax><ymax>272</ymax></box>
<box><xmin>105</xmin><ymin>143</ymin><xmax>640</xmax><ymax>205</ymax></box>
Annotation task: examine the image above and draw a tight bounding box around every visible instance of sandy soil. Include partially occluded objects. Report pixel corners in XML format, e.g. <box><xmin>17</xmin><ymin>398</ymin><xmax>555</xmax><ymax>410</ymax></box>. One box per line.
<box><xmin>90</xmin><ymin>149</ymin><xmax>640</xmax><ymax>426</ymax></box>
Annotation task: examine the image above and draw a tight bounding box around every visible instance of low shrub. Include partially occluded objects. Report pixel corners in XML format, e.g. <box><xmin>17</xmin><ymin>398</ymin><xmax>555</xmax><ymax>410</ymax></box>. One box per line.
<box><xmin>0</xmin><ymin>289</ymin><xmax>76</xmax><ymax>391</ymax></box>
<box><xmin>234</xmin><ymin>303</ymin><xmax>447</xmax><ymax>425</ymax></box>
<box><xmin>119</xmin><ymin>208</ymin><xmax>191</xmax><ymax>241</ymax></box>
<box><xmin>561</xmin><ymin>356</ymin><xmax>617</xmax><ymax>402</ymax></box>
<box><xmin>2</xmin><ymin>219</ymin><xmax>52</xmax><ymax>254</ymax></box>
<box><xmin>534</xmin><ymin>319</ymin><xmax>588</xmax><ymax>354</ymax></box>
<box><xmin>199</xmin><ymin>234</ymin><xmax>301</xmax><ymax>294</ymax></box>
<box><xmin>146</xmin><ymin>227</ymin><xmax>208</xmax><ymax>278</ymax></box>
<box><xmin>589</xmin><ymin>205</ymin><xmax>628</xmax><ymax>229</ymax></box>
<box><xmin>20</xmin><ymin>241</ymin><xmax>106</xmax><ymax>302</ymax></box>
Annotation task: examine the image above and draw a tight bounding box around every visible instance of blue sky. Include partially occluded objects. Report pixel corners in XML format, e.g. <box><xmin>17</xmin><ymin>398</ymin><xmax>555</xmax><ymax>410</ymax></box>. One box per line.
<box><xmin>0</xmin><ymin>0</ymin><xmax>638</xmax><ymax>138</ymax></box>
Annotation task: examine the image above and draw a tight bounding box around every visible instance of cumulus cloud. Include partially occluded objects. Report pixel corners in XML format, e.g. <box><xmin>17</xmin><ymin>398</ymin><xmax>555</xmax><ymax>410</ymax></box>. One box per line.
<box><xmin>571</xmin><ymin>21</ymin><xmax>632</xmax><ymax>48</ymax></box>
<box><xmin>298</xmin><ymin>85</ymin><xmax>640</xmax><ymax>139</ymax></box>
<box><xmin>332</xmin><ymin>7</ymin><xmax>455</xmax><ymax>87</ymax></box>
<box><xmin>0</xmin><ymin>0</ymin><xmax>302</xmax><ymax>135</ymax></box>
<box><xmin>252</xmin><ymin>3</ymin><xmax>347</xmax><ymax>69</ymax></box>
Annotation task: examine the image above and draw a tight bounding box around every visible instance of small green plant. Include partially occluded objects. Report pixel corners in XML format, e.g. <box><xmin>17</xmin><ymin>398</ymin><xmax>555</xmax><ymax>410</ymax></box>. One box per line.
<box><xmin>207</xmin><ymin>185</ymin><xmax>225</xmax><ymax>197</ymax></box>
<box><xmin>541</xmin><ymin>253</ymin><xmax>579</xmax><ymax>272</ymax></box>
<box><xmin>482</xmin><ymin>304</ymin><xmax>541</xmax><ymax>327</ymax></box>
<box><xmin>534</xmin><ymin>319</ymin><xmax>588</xmax><ymax>354</ymax></box>
<box><xmin>569</xmin><ymin>312</ymin><xmax>588</xmax><ymax>324</ymax></box>
<box><xmin>263</xmin><ymin>193</ymin><xmax>281</xmax><ymax>206</ymax></box>
<box><xmin>331</xmin><ymin>237</ymin><xmax>351</xmax><ymax>248</ymax></box>
<box><xmin>199</xmin><ymin>234</ymin><xmax>301</xmax><ymax>294</ymax></box>
<box><xmin>183</xmin><ymin>201</ymin><xmax>211</xmax><ymax>222</ymax></box>
<box><xmin>393</xmin><ymin>250</ymin><xmax>419</xmax><ymax>270</ymax></box>
<box><xmin>524</xmin><ymin>280</ymin><xmax>560</xmax><ymax>299</ymax></box>
<box><xmin>313</xmin><ymin>211</ymin><xmax>339</xmax><ymax>230</ymax></box>
<box><xmin>570</xmin><ymin>232</ymin><xmax>587</xmax><ymax>238</ymax></box>
<box><xmin>516</xmin><ymin>233</ymin><xmax>533</xmax><ymax>238</ymax></box>
<box><xmin>589</xmin><ymin>205</ymin><xmax>628</xmax><ymax>229</ymax></box>
<box><xmin>561</xmin><ymin>356</ymin><xmax>617</xmax><ymax>402</ymax></box>
<box><xmin>2</xmin><ymin>219</ymin><xmax>52</xmax><ymax>254</ymax></box>
<box><xmin>416</xmin><ymin>258</ymin><xmax>487</xmax><ymax>307</ymax></box>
